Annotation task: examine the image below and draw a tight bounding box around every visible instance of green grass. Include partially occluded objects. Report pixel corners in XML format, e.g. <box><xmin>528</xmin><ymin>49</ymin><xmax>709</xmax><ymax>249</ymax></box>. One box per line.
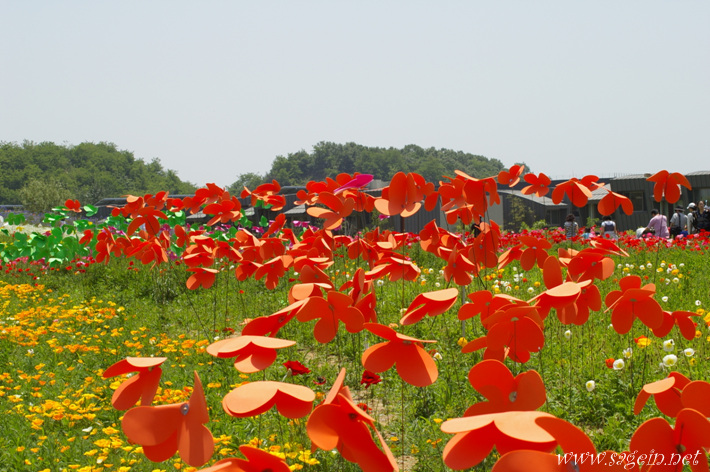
<box><xmin>1</xmin><ymin>238</ymin><xmax>708</xmax><ymax>471</ymax></box>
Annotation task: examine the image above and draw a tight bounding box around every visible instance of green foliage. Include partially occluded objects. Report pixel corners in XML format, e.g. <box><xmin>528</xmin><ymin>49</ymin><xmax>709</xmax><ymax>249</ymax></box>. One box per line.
<box><xmin>18</xmin><ymin>178</ymin><xmax>72</xmax><ymax>214</ymax></box>
<box><xmin>0</xmin><ymin>141</ymin><xmax>196</xmax><ymax>205</ymax></box>
<box><xmin>507</xmin><ymin>195</ymin><xmax>536</xmax><ymax>232</ymax></box>
<box><xmin>261</xmin><ymin>142</ymin><xmax>505</xmax><ymax>186</ymax></box>
<box><xmin>226</xmin><ymin>172</ymin><xmax>267</xmax><ymax>195</ymax></box>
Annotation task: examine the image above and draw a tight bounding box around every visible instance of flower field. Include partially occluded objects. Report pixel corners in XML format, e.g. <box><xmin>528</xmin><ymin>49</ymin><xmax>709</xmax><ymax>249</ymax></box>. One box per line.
<box><xmin>2</xmin><ymin>170</ymin><xmax>710</xmax><ymax>471</ymax></box>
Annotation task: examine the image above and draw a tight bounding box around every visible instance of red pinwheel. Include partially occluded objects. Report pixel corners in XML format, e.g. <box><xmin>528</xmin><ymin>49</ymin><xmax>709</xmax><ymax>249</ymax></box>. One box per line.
<box><xmin>361</xmin><ymin>322</ymin><xmax>438</xmax><ymax>387</ymax></box>
<box><xmin>518</xmin><ymin>235</ymin><xmax>552</xmax><ymax>271</ymax></box>
<box><xmin>646</xmin><ymin>170</ymin><xmax>692</xmax><ymax>204</ymax></box>
<box><xmin>222</xmin><ymin>381</ymin><xmax>315</xmax><ymax>418</ymax></box>
<box><xmin>521</xmin><ymin>172</ymin><xmax>551</xmax><ymax>198</ymax></box>
<box><xmin>121</xmin><ymin>371</ymin><xmax>214</xmax><ymax>467</ymax></box>
<box><xmin>491</xmin><ymin>416</ymin><xmax>632</xmax><ymax>472</ymax></box>
<box><xmin>598</xmin><ymin>189</ymin><xmax>634</xmax><ymax>216</ymax></box>
<box><xmin>465</xmin><ymin>360</ymin><xmax>546</xmax><ymax>416</ymax></box>
<box><xmin>551</xmin><ymin>176</ymin><xmax>601</xmax><ymax>207</ymax></box>
<box><xmin>64</xmin><ymin>199</ymin><xmax>82</xmax><ymax>212</ymax></box>
<box><xmin>307</xmin><ymin>369</ymin><xmax>398</xmax><ymax>472</ymax></box>
<box><xmin>441</xmin><ymin>411</ymin><xmax>557</xmax><ymax>470</ymax></box>
<box><xmin>629</xmin><ymin>408</ymin><xmax>710</xmax><ymax>472</ymax></box>
<box><xmin>497</xmin><ymin>165</ymin><xmax>525</xmax><ymax>187</ymax></box>
<box><xmin>652</xmin><ymin>310</ymin><xmax>701</xmax><ymax>341</ymax></box>
<box><xmin>633</xmin><ymin>372</ymin><xmax>690</xmax><ymax>417</ymax></box>
<box><xmin>206</xmin><ymin>335</ymin><xmax>296</xmax><ymax>373</ymax></box>
<box><xmin>604</xmin><ymin>275</ymin><xmax>663</xmax><ymax>334</ymax></box>
<box><xmin>399</xmin><ymin>287</ymin><xmax>459</xmax><ymax>326</ymax></box>
<box><xmin>103</xmin><ymin>357</ymin><xmax>167</xmax><ymax>410</ymax></box>
<box><xmin>197</xmin><ymin>445</ymin><xmax>291</xmax><ymax>472</ymax></box>
<box><xmin>297</xmin><ymin>291</ymin><xmax>365</xmax><ymax>343</ymax></box>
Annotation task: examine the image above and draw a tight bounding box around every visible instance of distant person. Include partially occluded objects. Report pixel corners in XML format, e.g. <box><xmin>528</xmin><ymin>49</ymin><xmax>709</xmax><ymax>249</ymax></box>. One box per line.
<box><xmin>692</xmin><ymin>200</ymin><xmax>710</xmax><ymax>233</ymax></box>
<box><xmin>564</xmin><ymin>214</ymin><xmax>578</xmax><ymax>239</ymax></box>
<box><xmin>687</xmin><ymin>203</ymin><xmax>696</xmax><ymax>234</ymax></box>
<box><xmin>600</xmin><ymin>215</ymin><xmax>617</xmax><ymax>239</ymax></box>
<box><xmin>645</xmin><ymin>209</ymin><xmax>669</xmax><ymax>239</ymax></box>
<box><xmin>669</xmin><ymin>206</ymin><xmax>687</xmax><ymax>238</ymax></box>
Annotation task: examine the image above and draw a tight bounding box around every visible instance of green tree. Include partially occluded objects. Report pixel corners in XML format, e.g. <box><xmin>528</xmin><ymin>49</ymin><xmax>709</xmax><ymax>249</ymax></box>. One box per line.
<box><xmin>19</xmin><ymin>178</ymin><xmax>72</xmax><ymax>214</ymax></box>
<box><xmin>227</xmin><ymin>172</ymin><xmax>266</xmax><ymax>194</ymax></box>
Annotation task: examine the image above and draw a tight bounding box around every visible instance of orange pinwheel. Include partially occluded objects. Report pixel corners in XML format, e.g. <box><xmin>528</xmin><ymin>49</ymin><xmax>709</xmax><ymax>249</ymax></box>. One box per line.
<box><xmin>186</xmin><ymin>267</ymin><xmax>220</xmax><ymax>290</ymax></box>
<box><xmin>306</xmin><ymin>191</ymin><xmax>355</xmax><ymax>230</ymax></box>
<box><xmin>497</xmin><ymin>165</ymin><xmax>525</xmax><ymax>187</ymax></box>
<box><xmin>366</xmin><ymin>254</ymin><xmax>421</xmax><ymax>282</ymax></box>
<box><xmin>598</xmin><ymin>189</ymin><xmax>634</xmax><ymax>216</ymax></box>
<box><xmin>521</xmin><ymin>172</ymin><xmax>551</xmax><ymax>198</ymax></box>
<box><xmin>206</xmin><ymin>335</ymin><xmax>296</xmax><ymax>373</ymax></box>
<box><xmin>296</xmin><ymin>291</ymin><xmax>364</xmax><ymax>343</ymax></box>
<box><xmin>399</xmin><ymin>288</ymin><xmax>459</xmax><ymax>326</ymax></box>
<box><xmin>518</xmin><ymin>235</ymin><xmax>552</xmax><ymax>271</ymax></box>
<box><xmin>64</xmin><ymin>199</ymin><xmax>82</xmax><ymax>212</ymax></box>
<box><xmin>197</xmin><ymin>445</ymin><xmax>291</xmax><ymax>472</ymax></box>
<box><xmin>241</xmin><ymin>299</ymin><xmax>307</xmax><ymax>337</ymax></box>
<box><xmin>361</xmin><ymin>322</ymin><xmax>438</xmax><ymax>387</ymax></box>
<box><xmin>551</xmin><ymin>176</ymin><xmax>601</xmax><ymax>207</ymax></box>
<box><xmin>374</xmin><ymin>171</ymin><xmax>433</xmax><ymax>217</ymax></box>
<box><xmin>121</xmin><ymin>371</ymin><xmax>214</xmax><ymax>467</ymax></box>
<box><xmin>604</xmin><ymin>275</ymin><xmax>664</xmax><ymax>334</ymax></box>
<box><xmin>443</xmin><ymin>246</ymin><xmax>478</xmax><ymax>285</ymax></box>
<box><xmin>465</xmin><ymin>360</ymin><xmax>546</xmax><ymax>416</ymax></box>
<box><xmin>222</xmin><ymin>381</ymin><xmax>315</xmax><ymax>418</ymax></box>
<box><xmin>103</xmin><ymin>357</ymin><xmax>167</xmax><ymax>410</ymax></box>
<box><xmin>254</xmin><ymin>255</ymin><xmax>293</xmax><ymax>290</ymax></box>
<box><xmin>240</xmin><ymin>180</ymin><xmax>286</xmax><ymax>211</ymax></box>
<box><xmin>646</xmin><ymin>170</ymin><xmax>691</xmax><ymax>204</ymax></box>
<box><xmin>491</xmin><ymin>416</ymin><xmax>632</xmax><ymax>472</ymax></box>
<box><xmin>464</xmin><ymin>305</ymin><xmax>545</xmax><ymax>363</ymax></box>
<box><xmin>629</xmin><ymin>408</ymin><xmax>710</xmax><ymax>472</ymax></box>
<box><xmin>458</xmin><ymin>291</ymin><xmax>525</xmax><ymax>323</ymax></box>
<box><xmin>532</xmin><ymin>256</ymin><xmax>599</xmax><ymax>325</ymax></box>
<box><xmin>307</xmin><ymin>369</ymin><xmax>398</xmax><ymax>472</ymax></box>
<box><xmin>681</xmin><ymin>381</ymin><xmax>710</xmax><ymax>417</ymax></box>
<box><xmin>440</xmin><ymin>411</ymin><xmax>557</xmax><ymax>470</ymax></box>
<box><xmin>652</xmin><ymin>310</ymin><xmax>701</xmax><ymax>340</ymax></box>
<box><xmin>633</xmin><ymin>372</ymin><xmax>690</xmax><ymax>417</ymax></box>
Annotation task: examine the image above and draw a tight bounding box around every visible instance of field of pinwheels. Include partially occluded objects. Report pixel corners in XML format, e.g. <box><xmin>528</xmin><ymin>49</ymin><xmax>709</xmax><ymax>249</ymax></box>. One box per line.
<box><xmin>1</xmin><ymin>169</ymin><xmax>710</xmax><ymax>472</ymax></box>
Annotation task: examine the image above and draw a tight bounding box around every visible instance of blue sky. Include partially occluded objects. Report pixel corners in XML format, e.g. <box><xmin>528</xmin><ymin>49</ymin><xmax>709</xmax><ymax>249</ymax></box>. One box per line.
<box><xmin>2</xmin><ymin>1</ymin><xmax>708</xmax><ymax>187</ymax></box>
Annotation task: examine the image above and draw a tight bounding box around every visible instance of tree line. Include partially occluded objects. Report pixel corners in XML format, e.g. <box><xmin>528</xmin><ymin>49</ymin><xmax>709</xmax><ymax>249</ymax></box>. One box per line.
<box><xmin>228</xmin><ymin>142</ymin><xmax>509</xmax><ymax>193</ymax></box>
<box><xmin>0</xmin><ymin>141</ymin><xmax>196</xmax><ymax>212</ymax></box>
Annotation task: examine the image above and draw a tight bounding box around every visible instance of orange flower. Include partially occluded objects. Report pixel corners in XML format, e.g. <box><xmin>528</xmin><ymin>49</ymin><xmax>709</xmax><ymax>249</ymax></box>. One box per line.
<box><xmin>206</xmin><ymin>336</ymin><xmax>296</xmax><ymax>373</ymax></box>
<box><xmin>361</xmin><ymin>322</ymin><xmax>438</xmax><ymax>387</ymax></box>
<box><xmin>464</xmin><ymin>360</ymin><xmax>546</xmax><ymax>416</ymax></box>
<box><xmin>441</xmin><ymin>411</ymin><xmax>557</xmax><ymax>470</ymax></box>
<box><xmin>307</xmin><ymin>369</ymin><xmax>397</xmax><ymax>472</ymax></box>
<box><xmin>646</xmin><ymin>170</ymin><xmax>692</xmax><ymax>204</ymax></box>
<box><xmin>399</xmin><ymin>288</ymin><xmax>459</xmax><ymax>326</ymax></box>
<box><xmin>604</xmin><ymin>275</ymin><xmax>664</xmax><ymax>334</ymax></box>
<box><xmin>103</xmin><ymin>357</ymin><xmax>167</xmax><ymax>410</ymax></box>
<box><xmin>222</xmin><ymin>381</ymin><xmax>315</xmax><ymax>418</ymax></box>
<box><xmin>196</xmin><ymin>445</ymin><xmax>290</xmax><ymax>472</ymax></box>
<box><xmin>629</xmin><ymin>409</ymin><xmax>710</xmax><ymax>472</ymax></box>
<box><xmin>121</xmin><ymin>371</ymin><xmax>214</xmax><ymax>467</ymax></box>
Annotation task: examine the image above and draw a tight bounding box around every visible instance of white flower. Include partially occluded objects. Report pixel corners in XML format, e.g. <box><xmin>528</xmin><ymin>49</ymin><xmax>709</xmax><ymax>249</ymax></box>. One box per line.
<box><xmin>679</xmin><ymin>263</ymin><xmax>685</xmax><ymax>268</ymax></box>
<box><xmin>660</xmin><ymin>262</ymin><xmax>666</xmax><ymax>268</ymax></box>
<box><xmin>433</xmin><ymin>352</ymin><xmax>443</xmax><ymax>361</ymax></box>
<box><xmin>672</xmin><ymin>278</ymin><xmax>679</xmax><ymax>284</ymax></box>
<box><xmin>564</xmin><ymin>330</ymin><xmax>572</xmax><ymax>340</ymax></box>
<box><xmin>696</xmin><ymin>300</ymin><xmax>702</xmax><ymax>306</ymax></box>
<box><xmin>82</xmin><ymin>426</ymin><xmax>93</xmax><ymax>433</ymax></box>
<box><xmin>435</xmin><ymin>282</ymin><xmax>441</xmax><ymax>288</ymax></box>
<box><xmin>663</xmin><ymin>339</ymin><xmax>675</xmax><ymax>352</ymax></box>
<box><xmin>646</xmin><ymin>263</ymin><xmax>653</xmax><ymax>269</ymax></box>
<box><xmin>438</xmin><ymin>269</ymin><xmax>444</xmax><ymax>276</ymax></box>
<box><xmin>662</xmin><ymin>354</ymin><xmax>678</xmax><ymax>367</ymax></box>
<box><xmin>607</xmin><ymin>324</ymin><xmax>614</xmax><ymax>329</ymax></box>
<box><xmin>613</xmin><ymin>359</ymin><xmax>625</xmax><ymax>370</ymax></box>
<box><xmin>662</xmin><ymin>296</ymin><xmax>669</xmax><ymax>303</ymax></box>
<box><xmin>623</xmin><ymin>348</ymin><xmax>633</xmax><ymax>359</ymax></box>
<box><xmin>617</xmin><ymin>263</ymin><xmax>623</xmax><ymax>269</ymax></box>
<box><xmin>399</xmin><ymin>308</ymin><xmax>407</xmax><ymax>315</ymax></box>
<box><xmin>684</xmin><ymin>348</ymin><xmax>695</xmax><ymax>357</ymax></box>
<box><xmin>376</xmin><ymin>279</ymin><xmax>384</xmax><ymax>287</ymax></box>
<box><xmin>527</xmin><ymin>287</ymin><xmax>534</xmax><ymax>294</ymax></box>
<box><xmin>585</xmin><ymin>380</ymin><xmax>596</xmax><ymax>392</ymax></box>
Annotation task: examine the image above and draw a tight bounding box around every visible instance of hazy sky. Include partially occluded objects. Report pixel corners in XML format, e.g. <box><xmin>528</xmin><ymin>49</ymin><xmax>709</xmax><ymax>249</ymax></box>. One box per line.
<box><xmin>2</xmin><ymin>2</ymin><xmax>708</xmax><ymax>187</ymax></box>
